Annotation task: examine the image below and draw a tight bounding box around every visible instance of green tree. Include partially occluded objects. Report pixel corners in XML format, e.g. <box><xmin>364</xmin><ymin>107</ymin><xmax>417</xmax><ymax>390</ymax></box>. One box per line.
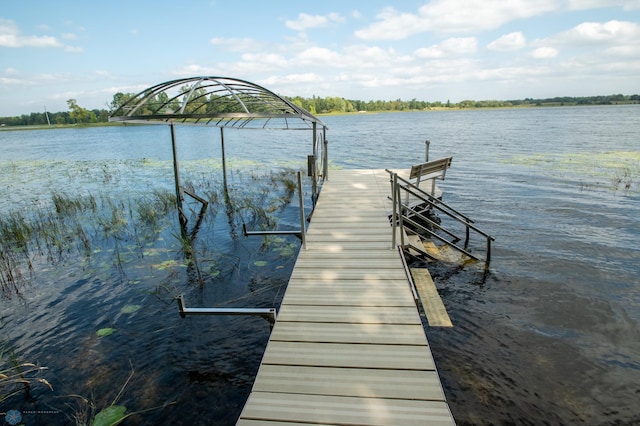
<box><xmin>67</xmin><ymin>99</ymin><xmax>95</xmax><ymax>124</ymax></box>
<box><xmin>110</xmin><ymin>92</ymin><xmax>134</xmax><ymax>113</ymax></box>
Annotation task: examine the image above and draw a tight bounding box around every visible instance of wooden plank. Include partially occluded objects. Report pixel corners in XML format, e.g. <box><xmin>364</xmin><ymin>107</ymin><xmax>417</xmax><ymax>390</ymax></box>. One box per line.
<box><xmin>295</xmin><ymin>249</ymin><xmax>400</xmax><ymax>259</ymax></box>
<box><xmin>282</xmin><ymin>289</ymin><xmax>415</xmax><ymax>307</ymax></box>
<box><xmin>282</xmin><ymin>294</ymin><xmax>414</xmax><ymax>307</ymax></box>
<box><xmin>411</xmin><ymin>268</ymin><xmax>453</xmax><ymax>327</ymax></box>
<box><xmin>276</xmin><ymin>305</ymin><xmax>422</xmax><ymax>324</ymax></box>
<box><xmin>291</xmin><ymin>258</ymin><xmax>404</xmax><ymax>269</ymax></box>
<box><xmin>269</xmin><ymin>322</ymin><xmax>429</xmax><ymax>345</ymax></box>
<box><xmin>238</xmin><ymin>392</ymin><xmax>455</xmax><ymax>426</ymax></box>
<box><xmin>262</xmin><ymin>341</ymin><xmax>435</xmax><ymax>370</ymax></box>
<box><xmin>251</xmin><ymin>365</ymin><xmax>446</xmax><ymax>401</ymax></box>
<box><xmin>290</xmin><ymin>268</ymin><xmax>408</xmax><ymax>280</ymax></box>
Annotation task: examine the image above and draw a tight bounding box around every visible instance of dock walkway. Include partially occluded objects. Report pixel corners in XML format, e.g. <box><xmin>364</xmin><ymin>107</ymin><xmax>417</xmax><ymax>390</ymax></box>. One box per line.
<box><xmin>237</xmin><ymin>169</ymin><xmax>455</xmax><ymax>425</ymax></box>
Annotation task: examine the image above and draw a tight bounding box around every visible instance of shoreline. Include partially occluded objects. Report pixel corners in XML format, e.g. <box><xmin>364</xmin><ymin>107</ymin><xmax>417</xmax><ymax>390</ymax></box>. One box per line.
<box><xmin>2</xmin><ymin>102</ymin><xmax>638</xmax><ymax>131</ymax></box>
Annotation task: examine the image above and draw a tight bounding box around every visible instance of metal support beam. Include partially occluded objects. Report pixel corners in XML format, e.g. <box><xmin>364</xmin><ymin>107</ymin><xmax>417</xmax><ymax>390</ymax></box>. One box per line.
<box><xmin>221</xmin><ymin>127</ymin><xmax>229</xmax><ymax>196</ymax></box>
<box><xmin>176</xmin><ymin>295</ymin><xmax>277</xmax><ymax>329</ymax></box>
<box><xmin>170</xmin><ymin>123</ymin><xmax>187</xmax><ymax>232</ymax></box>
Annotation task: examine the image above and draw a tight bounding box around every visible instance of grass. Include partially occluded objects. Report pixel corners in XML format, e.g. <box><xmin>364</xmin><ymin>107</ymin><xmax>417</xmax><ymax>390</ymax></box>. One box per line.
<box><xmin>1</xmin><ymin>338</ymin><xmax>51</xmax><ymax>403</ymax></box>
<box><xmin>0</xmin><ymin>165</ymin><xmax>306</xmax><ymax>297</ymax></box>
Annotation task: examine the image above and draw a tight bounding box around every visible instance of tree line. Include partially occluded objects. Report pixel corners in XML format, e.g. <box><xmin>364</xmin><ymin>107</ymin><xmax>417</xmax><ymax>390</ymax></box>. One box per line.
<box><xmin>1</xmin><ymin>93</ymin><xmax>638</xmax><ymax>127</ymax></box>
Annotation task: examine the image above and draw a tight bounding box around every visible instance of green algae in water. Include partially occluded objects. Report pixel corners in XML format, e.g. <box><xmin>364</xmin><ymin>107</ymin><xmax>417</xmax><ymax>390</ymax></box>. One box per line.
<box><xmin>96</xmin><ymin>328</ymin><xmax>115</xmax><ymax>337</ymax></box>
<box><xmin>120</xmin><ymin>304</ymin><xmax>141</xmax><ymax>314</ymax></box>
<box><xmin>506</xmin><ymin>150</ymin><xmax>639</xmax><ymax>190</ymax></box>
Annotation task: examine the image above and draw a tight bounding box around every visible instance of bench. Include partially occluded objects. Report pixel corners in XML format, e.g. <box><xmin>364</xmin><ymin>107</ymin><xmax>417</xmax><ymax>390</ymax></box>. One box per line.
<box><xmin>407</xmin><ymin>156</ymin><xmax>453</xmax><ymax>199</ymax></box>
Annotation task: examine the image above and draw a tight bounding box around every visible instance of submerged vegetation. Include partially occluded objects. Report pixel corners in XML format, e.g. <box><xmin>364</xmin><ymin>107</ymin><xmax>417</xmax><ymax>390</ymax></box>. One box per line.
<box><xmin>506</xmin><ymin>151</ymin><xmax>639</xmax><ymax>193</ymax></box>
<box><xmin>0</xmin><ymin>161</ymin><xmax>304</xmax><ymax>297</ymax></box>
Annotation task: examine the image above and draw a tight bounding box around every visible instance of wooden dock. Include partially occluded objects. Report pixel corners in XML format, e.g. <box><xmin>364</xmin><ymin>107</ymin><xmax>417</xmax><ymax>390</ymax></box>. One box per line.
<box><xmin>237</xmin><ymin>169</ymin><xmax>455</xmax><ymax>425</ymax></box>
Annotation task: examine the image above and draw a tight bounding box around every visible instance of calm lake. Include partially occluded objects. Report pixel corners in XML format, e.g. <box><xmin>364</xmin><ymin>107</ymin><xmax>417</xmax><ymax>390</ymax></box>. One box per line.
<box><xmin>1</xmin><ymin>105</ymin><xmax>639</xmax><ymax>425</ymax></box>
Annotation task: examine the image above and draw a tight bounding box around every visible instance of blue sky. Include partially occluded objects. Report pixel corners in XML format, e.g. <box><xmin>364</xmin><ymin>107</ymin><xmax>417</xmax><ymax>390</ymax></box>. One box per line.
<box><xmin>1</xmin><ymin>0</ymin><xmax>639</xmax><ymax>116</ymax></box>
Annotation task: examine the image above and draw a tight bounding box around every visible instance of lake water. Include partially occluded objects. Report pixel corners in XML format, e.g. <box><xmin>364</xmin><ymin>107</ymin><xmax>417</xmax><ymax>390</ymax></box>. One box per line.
<box><xmin>1</xmin><ymin>105</ymin><xmax>639</xmax><ymax>425</ymax></box>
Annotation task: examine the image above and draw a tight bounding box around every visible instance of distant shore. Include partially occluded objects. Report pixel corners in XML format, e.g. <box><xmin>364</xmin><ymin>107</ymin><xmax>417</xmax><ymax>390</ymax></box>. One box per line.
<box><xmin>1</xmin><ymin>101</ymin><xmax>638</xmax><ymax>131</ymax></box>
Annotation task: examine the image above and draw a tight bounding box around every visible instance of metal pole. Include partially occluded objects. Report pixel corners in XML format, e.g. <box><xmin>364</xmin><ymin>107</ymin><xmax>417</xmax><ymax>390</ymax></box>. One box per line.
<box><xmin>297</xmin><ymin>171</ymin><xmax>306</xmax><ymax>250</ymax></box>
<box><xmin>323</xmin><ymin>135</ymin><xmax>328</xmax><ymax>181</ymax></box>
<box><xmin>311</xmin><ymin>122</ymin><xmax>318</xmax><ymax>199</ymax></box>
<box><xmin>220</xmin><ymin>127</ymin><xmax>229</xmax><ymax>196</ymax></box>
<box><xmin>425</xmin><ymin>139</ymin><xmax>430</xmax><ymax>162</ymax></box>
<box><xmin>391</xmin><ymin>173</ymin><xmax>398</xmax><ymax>249</ymax></box>
<box><xmin>170</xmin><ymin>123</ymin><xmax>187</xmax><ymax>231</ymax></box>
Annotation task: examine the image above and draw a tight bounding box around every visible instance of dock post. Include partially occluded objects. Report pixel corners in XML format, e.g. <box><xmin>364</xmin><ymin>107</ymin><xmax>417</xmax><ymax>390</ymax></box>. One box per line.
<box><xmin>391</xmin><ymin>173</ymin><xmax>398</xmax><ymax>249</ymax></box>
<box><xmin>297</xmin><ymin>171</ymin><xmax>307</xmax><ymax>250</ymax></box>
<box><xmin>170</xmin><ymin>123</ymin><xmax>187</xmax><ymax>234</ymax></box>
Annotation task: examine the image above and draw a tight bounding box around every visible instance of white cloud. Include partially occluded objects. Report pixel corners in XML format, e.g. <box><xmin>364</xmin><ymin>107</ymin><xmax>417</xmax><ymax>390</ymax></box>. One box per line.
<box><xmin>530</xmin><ymin>47</ymin><xmax>559</xmax><ymax>58</ymax></box>
<box><xmin>64</xmin><ymin>45</ymin><xmax>83</xmax><ymax>53</ymax></box>
<box><xmin>532</xmin><ymin>20</ymin><xmax>640</xmax><ymax>59</ymax></box>
<box><xmin>285</xmin><ymin>12</ymin><xmax>344</xmax><ymax>31</ymax></box>
<box><xmin>0</xmin><ymin>18</ymin><xmax>81</xmax><ymax>51</ymax></box>
<box><xmin>415</xmin><ymin>37</ymin><xmax>478</xmax><ymax>58</ymax></box>
<box><xmin>566</xmin><ymin>0</ymin><xmax>640</xmax><ymax>11</ymax></box>
<box><xmin>296</xmin><ymin>47</ymin><xmax>341</xmax><ymax>65</ymax></box>
<box><xmin>487</xmin><ymin>32</ymin><xmax>527</xmax><ymax>51</ymax></box>
<box><xmin>241</xmin><ymin>52</ymin><xmax>289</xmax><ymax>69</ymax></box>
<box><xmin>261</xmin><ymin>73</ymin><xmax>323</xmax><ymax>86</ymax></box>
<box><xmin>354</xmin><ymin>7</ymin><xmax>424</xmax><ymax>40</ymax></box>
<box><xmin>355</xmin><ymin>0</ymin><xmax>559</xmax><ymax>40</ymax></box>
<box><xmin>560</xmin><ymin>20</ymin><xmax>640</xmax><ymax>44</ymax></box>
<box><xmin>420</xmin><ymin>0</ymin><xmax>558</xmax><ymax>34</ymax></box>
<box><xmin>342</xmin><ymin>45</ymin><xmax>406</xmax><ymax>67</ymax></box>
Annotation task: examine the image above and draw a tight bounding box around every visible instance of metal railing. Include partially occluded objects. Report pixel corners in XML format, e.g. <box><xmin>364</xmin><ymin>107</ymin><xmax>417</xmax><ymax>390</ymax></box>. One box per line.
<box><xmin>243</xmin><ymin>170</ymin><xmax>307</xmax><ymax>250</ymax></box>
<box><xmin>387</xmin><ymin>170</ymin><xmax>494</xmax><ymax>270</ymax></box>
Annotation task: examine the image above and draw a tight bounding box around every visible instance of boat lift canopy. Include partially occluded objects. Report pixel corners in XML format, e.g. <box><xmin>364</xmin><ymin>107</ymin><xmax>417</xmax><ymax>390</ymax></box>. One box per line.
<box><xmin>109</xmin><ymin>76</ymin><xmax>326</xmax><ymax>130</ymax></box>
<box><xmin>109</xmin><ymin>76</ymin><xmax>328</xmax><ymax>235</ymax></box>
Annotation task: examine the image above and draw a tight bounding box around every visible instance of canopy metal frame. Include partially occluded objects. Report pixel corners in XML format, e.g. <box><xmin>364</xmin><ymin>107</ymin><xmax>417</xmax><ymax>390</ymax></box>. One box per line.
<box><xmin>109</xmin><ymin>76</ymin><xmax>328</xmax><ymax>236</ymax></box>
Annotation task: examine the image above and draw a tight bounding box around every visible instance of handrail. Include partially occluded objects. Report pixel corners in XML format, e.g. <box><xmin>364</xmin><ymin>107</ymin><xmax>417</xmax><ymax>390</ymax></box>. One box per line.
<box><xmin>243</xmin><ymin>171</ymin><xmax>307</xmax><ymax>250</ymax></box>
<box><xmin>390</xmin><ymin>171</ymin><xmax>475</xmax><ymax>226</ymax></box>
<box><xmin>386</xmin><ymin>170</ymin><xmax>494</xmax><ymax>270</ymax></box>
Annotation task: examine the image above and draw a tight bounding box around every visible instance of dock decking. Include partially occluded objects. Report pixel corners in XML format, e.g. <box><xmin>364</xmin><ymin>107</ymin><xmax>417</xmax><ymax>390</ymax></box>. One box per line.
<box><xmin>237</xmin><ymin>169</ymin><xmax>455</xmax><ymax>425</ymax></box>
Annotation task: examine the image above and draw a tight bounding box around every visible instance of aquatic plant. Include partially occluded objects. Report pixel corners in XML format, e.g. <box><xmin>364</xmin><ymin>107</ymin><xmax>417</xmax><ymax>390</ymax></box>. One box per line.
<box><xmin>0</xmin><ymin>165</ymin><xmax>307</xmax><ymax>296</ymax></box>
<box><xmin>0</xmin><ymin>340</ymin><xmax>52</xmax><ymax>402</ymax></box>
<box><xmin>67</xmin><ymin>363</ymin><xmax>173</xmax><ymax>426</ymax></box>
<box><xmin>611</xmin><ymin>167</ymin><xmax>633</xmax><ymax>191</ymax></box>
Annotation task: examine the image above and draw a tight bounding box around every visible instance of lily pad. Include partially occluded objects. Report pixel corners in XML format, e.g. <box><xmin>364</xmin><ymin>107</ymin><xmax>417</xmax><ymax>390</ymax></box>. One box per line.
<box><xmin>153</xmin><ymin>259</ymin><xmax>188</xmax><ymax>270</ymax></box>
<box><xmin>91</xmin><ymin>405</ymin><xmax>127</xmax><ymax>426</ymax></box>
<box><xmin>96</xmin><ymin>328</ymin><xmax>115</xmax><ymax>337</ymax></box>
<box><xmin>278</xmin><ymin>246</ymin><xmax>295</xmax><ymax>257</ymax></box>
<box><xmin>120</xmin><ymin>304</ymin><xmax>141</xmax><ymax>314</ymax></box>
<box><xmin>253</xmin><ymin>260</ymin><xmax>268</xmax><ymax>267</ymax></box>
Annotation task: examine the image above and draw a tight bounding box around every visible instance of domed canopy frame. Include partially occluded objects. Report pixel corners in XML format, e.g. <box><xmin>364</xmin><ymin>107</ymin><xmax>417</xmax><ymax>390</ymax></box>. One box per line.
<box><xmin>109</xmin><ymin>76</ymin><xmax>326</xmax><ymax>130</ymax></box>
<box><xmin>109</xmin><ymin>76</ymin><xmax>328</xmax><ymax>240</ymax></box>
